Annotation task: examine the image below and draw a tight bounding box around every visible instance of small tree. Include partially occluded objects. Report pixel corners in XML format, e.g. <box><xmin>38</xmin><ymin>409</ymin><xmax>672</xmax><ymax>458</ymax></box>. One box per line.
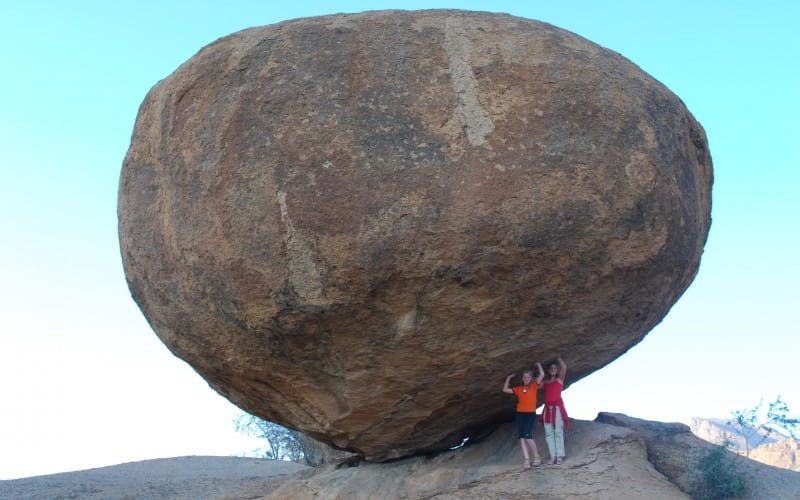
<box><xmin>728</xmin><ymin>395</ymin><xmax>800</xmax><ymax>456</ymax></box>
<box><xmin>728</xmin><ymin>400</ymin><xmax>764</xmax><ymax>456</ymax></box>
<box><xmin>765</xmin><ymin>396</ymin><xmax>800</xmax><ymax>439</ymax></box>
<box><xmin>234</xmin><ymin>413</ymin><xmax>305</xmax><ymax>462</ymax></box>
<box><xmin>689</xmin><ymin>441</ymin><xmax>747</xmax><ymax>500</ymax></box>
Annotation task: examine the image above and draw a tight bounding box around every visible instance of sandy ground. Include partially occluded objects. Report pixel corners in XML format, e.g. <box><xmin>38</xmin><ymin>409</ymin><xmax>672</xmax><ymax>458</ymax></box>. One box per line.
<box><xmin>0</xmin><ymin>456</ymin><xmax>308</xmax><ymax>500</ymax></box>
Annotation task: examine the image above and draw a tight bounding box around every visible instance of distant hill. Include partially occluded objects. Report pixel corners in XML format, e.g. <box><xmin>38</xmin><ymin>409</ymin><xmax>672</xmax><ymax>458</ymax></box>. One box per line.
<box><xmin>689</xmin><ymin>417</ymin><xmax>799</xmax><ymax>471</ymax></box>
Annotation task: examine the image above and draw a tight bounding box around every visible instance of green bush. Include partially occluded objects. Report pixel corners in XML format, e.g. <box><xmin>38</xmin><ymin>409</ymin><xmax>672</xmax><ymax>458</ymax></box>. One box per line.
<box><xmin>690</xmin><ymin>443</ymin><xmax>747</xmax><ymax>500</ymax></box>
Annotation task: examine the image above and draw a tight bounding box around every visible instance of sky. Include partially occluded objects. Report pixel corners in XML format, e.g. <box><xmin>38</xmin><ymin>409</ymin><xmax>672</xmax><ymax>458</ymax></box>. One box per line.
<box><xmin>1</xmin><ymin>0</ymin><xmax>798</xmax><ymax>480</ymax></box>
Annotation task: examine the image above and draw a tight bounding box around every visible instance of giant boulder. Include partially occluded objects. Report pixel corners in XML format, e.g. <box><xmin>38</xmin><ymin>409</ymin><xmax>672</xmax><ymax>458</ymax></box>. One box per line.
<box><xmin>118</xmin><ymin>10</ymin><xmax>712</xmax><ymax>460</ymax></box>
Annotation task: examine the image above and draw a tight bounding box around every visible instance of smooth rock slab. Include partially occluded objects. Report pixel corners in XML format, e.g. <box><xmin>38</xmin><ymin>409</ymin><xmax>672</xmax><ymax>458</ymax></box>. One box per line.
<box><xmin>118</xmin><ymin>10</ymin><xmax>712</xmax><ymax>460</ymax></box>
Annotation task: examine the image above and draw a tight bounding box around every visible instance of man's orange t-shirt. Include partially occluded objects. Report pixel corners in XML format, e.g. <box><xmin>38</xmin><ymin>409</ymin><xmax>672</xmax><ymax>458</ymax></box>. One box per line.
<box><xmin>512</xmin><ymin>384</ymin><xmax>539</xmax><ymax>413</ymax></box>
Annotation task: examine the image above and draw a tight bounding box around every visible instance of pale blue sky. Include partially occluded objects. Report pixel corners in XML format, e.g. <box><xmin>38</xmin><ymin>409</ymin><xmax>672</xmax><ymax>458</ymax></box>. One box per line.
<box><xmin>1</xmin><ymin>0</ymin><xmax>798</xmax><ymax>480</ymax></box>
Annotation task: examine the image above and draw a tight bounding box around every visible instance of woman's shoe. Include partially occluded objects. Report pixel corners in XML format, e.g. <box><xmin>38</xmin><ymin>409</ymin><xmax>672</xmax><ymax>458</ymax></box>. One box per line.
<box><xmin>523</xmin><ymin>458</ymin><xmax>531</xmax><ymax>469</ymax></box>
<box><xmin>532</xmin><ymin>457</ymin><xmax>542</xmax><ymax>466</ymax></box>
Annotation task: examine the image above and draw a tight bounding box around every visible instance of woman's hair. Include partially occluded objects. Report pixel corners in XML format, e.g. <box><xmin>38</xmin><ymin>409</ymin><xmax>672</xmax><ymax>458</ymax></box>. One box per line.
<box><xmin>547</xmin><ymin>363</ymin><xmax>559</xmax><ymax>380</ymax></box>
<box><xmin>522</xmin><ymin>369</ymin><xmax>534</xmax><ymax>377</ymax></box>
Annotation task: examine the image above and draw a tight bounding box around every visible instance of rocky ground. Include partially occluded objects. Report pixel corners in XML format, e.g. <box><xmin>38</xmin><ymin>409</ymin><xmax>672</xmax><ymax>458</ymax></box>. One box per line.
<box><xmin>0</xmin><ymin>456</ymin><xmax>307</xmax><ymax>500</ymax></box>
<box><xmin>2</xmin><ymin>415</ymin><xmax>798</xmax><ymax>499</ymax></box>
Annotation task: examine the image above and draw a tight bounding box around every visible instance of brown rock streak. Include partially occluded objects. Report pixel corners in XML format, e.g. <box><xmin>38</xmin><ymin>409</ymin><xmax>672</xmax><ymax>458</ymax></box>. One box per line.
<box><xmin>443</xmin><ymin>17</ymin><xmax>493</xmax><ymax>147</ymax></box>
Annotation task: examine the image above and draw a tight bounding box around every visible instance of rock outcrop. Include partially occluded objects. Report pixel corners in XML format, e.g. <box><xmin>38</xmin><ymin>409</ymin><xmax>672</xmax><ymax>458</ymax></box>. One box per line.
<box><xmin>6</xmin><ymin>416</ymin><xmax>799</xmax><ymax>499</ymax></box>
<box><xmin>269</xmin><ymin>415</ymin><xmax>800</xmax><ymax>499</ymax></box>
<box><xmin>596</xmin><ymin>413</ymin><xmax>800</xmax><ymax>498</ymax></box>
<box><xmin>118</xmin><ymin>10</ymin><xmax>713</xmax><ymax>460</ymax></box>
<box><xmin>690</xmin><ymin>417</ymin><xmax>778</xmax><ymax>450</ymax></box>
<box><xmin>268</xmin><ymin>418</ymin><xmax>689</xmax><ymax>499</ymax></box>
<box><xmin>750</xmin><ymin>439</ymin><xmax>800</xmax><ymax>472</ymax></box>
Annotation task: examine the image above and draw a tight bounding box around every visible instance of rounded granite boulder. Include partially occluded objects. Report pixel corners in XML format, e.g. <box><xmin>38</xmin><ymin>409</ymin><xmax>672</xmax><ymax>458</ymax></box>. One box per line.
<box><xmin>119</xmin><ymin>10</ymin><xmax>712</xmax><ymax>460</ymax></box>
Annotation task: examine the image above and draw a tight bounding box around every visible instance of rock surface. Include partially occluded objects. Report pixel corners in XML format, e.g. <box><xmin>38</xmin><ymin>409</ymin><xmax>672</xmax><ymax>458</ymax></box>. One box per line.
<box><xmin>269</xmin><ymin>418</ymin><xmax>689</xmax><ymax>499</ymax></box>
<box><xmin>6</xmin><ymin>416</ymin><xmax>798</xmax><ymax>499</ymax></box>
<box><xmin>595</xmin><ymin>413</ymin><xmax>800</xmax><ymax>499</ymax></box>
<box><xmin>297</xmin><ymin>433</ymin><xmax>358</xmax><ymax>467</ymax></box>
<box><xmin>0</xmin><ymin>456</ymin><xmax>307</xmax><ymax>500</ymax></box>
<box><xmin>119</xmin><ymin>10</ymin><xmax>713</xmax><ymax>460</ymax></box>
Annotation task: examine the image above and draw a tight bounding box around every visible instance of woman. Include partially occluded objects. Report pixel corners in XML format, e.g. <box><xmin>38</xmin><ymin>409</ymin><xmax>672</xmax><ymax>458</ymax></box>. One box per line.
<box><xmin>540</xmin><ymin>356</ymin><xmax>569</xmax><ymax>465</ymax></box>
<box><xmin>503</xmin><ymin>363</ymin><xmax>544</xmax><ymax>469</ymax></box>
